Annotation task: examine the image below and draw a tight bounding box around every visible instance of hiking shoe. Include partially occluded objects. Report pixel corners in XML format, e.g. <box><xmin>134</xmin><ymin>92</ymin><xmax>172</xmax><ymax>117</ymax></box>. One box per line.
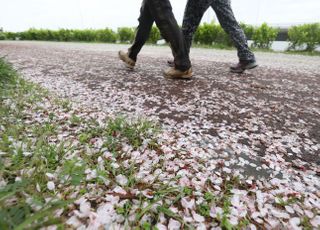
<box><xmin>167</xmin><ymin>60</ymin><xmax>175</xmax><ymax>67</ymax></box>
<box><xmin>118</xmin><ymin>50</ymin><xmax>136</xmax><ymax>69</ymax></box>
<box><xmin>230</xmin><ymin>60</ymin><xmax>258</xmax><ymax>73</ymax></box>
<box><xmin>164</xmin><ymin>67</ymin><xmax>193</xmax><ymax>79</ymax></box>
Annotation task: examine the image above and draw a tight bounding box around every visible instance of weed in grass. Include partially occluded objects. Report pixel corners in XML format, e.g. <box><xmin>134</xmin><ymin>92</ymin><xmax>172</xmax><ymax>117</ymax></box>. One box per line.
<box><xmin>220</xmin><ymin>215</ymin><xmax>234</xmax><ymax>230</ymax></box>
<box><xmin>60</xmin><ymin>159</ymin><xmax>86</xmax><ymax>186</ymax></box>
<box><xmin>300</xmin><ymin>216</ymin><xmax>313</xmax><ymax>230</ymax></box>
<box><xmin>48</xmin><ymin>112</ymin><xmax>55</xmax><ymax>121</ymax></box>
<box><xmin>275</xmin><ymin>195</ymin><xmax>301</xmax><ymax>207</ymax></box>
<box><xmin>197</xmin><ymin>203</ymin><xmax>211</xmax><ymax>218</ymax></box>
<box><xmin>236</xmin><ymin>218</ymin><xmax>250</xmax><ymax>229</ymax></box>
<box><xmin>70</xmin><ymin>114</ymin><xmax>82</xmax><ymax>127</ymax></box>
<box><xmin>78</xmin><ymin>132</ymin><xmax>91</xmax><ymax>144</ymax></box>
<box><xmin>0</xmin><ymin>180</ymin><xmax>71</xmax><ymax>230</ymax></box>
<box><xmin>105</xmin><ymin>117</ymin><xmax>159</xmax><ymax>150</ymax></box>
<box><xmin>204</xmin><ymin>191</ymin><xmax>216</xmax><ymax>203</ymax></box>
<box><xmin>116</xmin><ymin>200</ymin><xmax>133</xmax><ymax>218</ymax></box>
<box><xmin>140</xmin><ymin>222</ymin><xmax>153</xmax><ymax>230</ymax></box>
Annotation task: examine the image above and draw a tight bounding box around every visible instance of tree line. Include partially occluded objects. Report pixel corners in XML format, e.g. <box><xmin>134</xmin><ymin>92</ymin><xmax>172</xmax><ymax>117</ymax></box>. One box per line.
<box><xmin>0</xmin><ymin>22</ymin><xmax>319</xmax><ymax>52</ymax></box>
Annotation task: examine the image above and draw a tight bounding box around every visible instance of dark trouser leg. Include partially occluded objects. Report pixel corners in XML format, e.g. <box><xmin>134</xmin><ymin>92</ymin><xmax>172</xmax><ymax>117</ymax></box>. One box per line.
<box><xmin>149</xmin><ymin>0</ymin><xmax>191</xmax><ymax>71</ymax></box>
<box><xmin>182</xmin><ymin>0</ymin><xmax>211</xmax><ymax>55</ymax></box>
<box><xmin>128</xmin><ymin>0</ymin><xmax>154</xmax><ymax>61</ymax></box>
<box><xmin>211</xmin><ymin>0</ymin><xmax>255</xmax><ymax>61</ymax></box>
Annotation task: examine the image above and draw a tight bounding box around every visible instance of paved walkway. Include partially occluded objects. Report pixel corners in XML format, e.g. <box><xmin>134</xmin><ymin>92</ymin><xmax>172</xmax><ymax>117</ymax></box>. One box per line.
<box><xmin>1</xmin><ymin>42</ymin><xmax>319</xmax><ymax>174</ymax></box>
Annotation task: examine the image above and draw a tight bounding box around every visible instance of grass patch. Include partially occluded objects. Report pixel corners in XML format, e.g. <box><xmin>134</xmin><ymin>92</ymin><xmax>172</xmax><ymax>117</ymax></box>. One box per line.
<box><xmin>0</xmin><ymin>58</ymin><xmax>71</xmax><ymax>229</ymax></box>
<box><xmin>0</xmin><ymin>57</ymin><xmax>166</xmax><ymax>229</ymax></box>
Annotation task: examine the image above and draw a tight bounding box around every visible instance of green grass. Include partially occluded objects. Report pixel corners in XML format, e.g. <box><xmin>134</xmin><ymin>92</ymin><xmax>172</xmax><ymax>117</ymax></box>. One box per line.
<box><xmin>0</xmin><ymin>58</ymin><xmax>71</xmax><ymax>229</ymax></box>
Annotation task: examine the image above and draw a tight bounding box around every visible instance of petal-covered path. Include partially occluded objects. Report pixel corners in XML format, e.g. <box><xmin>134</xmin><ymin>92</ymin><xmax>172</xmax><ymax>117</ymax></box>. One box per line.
<box><xmin>0</xmin><ymin>41</ymin><xmax>319</xmax><ymax>229</ymax></box>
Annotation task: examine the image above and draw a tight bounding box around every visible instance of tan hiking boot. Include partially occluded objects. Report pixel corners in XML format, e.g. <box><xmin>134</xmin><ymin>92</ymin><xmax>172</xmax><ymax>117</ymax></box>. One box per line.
<box><xmin>118</xmin><ymin>50</ymin><xmax>136</xmax><ymax>69</ymax></box>
<box><xmin>164</xmin><ymin>67</ymin><xmax>193</xmax><ymax>79</ymax></box>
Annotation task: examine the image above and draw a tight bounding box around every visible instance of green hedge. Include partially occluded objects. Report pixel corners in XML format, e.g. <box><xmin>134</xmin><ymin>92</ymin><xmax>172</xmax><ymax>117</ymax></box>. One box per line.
<box><xmin>2</xmin><ymin>23</ymin><xmax>319</xmax><ymax>52</ymax></box>
<box><xmin>194</xmin><ymin>22</ymin><xmax>232</xmax><ymax>47</ymax></box>
<box><xmin>2</xmin><ymin>27</ymin><xmax>162</xmax><ymax>44</ymax></box>
<box><xmin>0</xmin><ymin>32</ymin><xmax>6</xmax><ymax>40</ymax></box>
<box><xmin>147</xmin><ymin>26</ymin><xmax>161</xmax><ymax>44</ymax></box>
<box><xmin>240</xmin><ymin>22</ymin><xmax>255</xmax><ymax>40</ymax></box>
<box><xmin>193</xmin><ymin>22</ymin><xmax>279</xmax><ymax>50</ymax></box>
<box><xmin>6</xmin><ymin>28</ymin><xmax>118</xmax><ymax>43</ymax></box>
<box><xmin>251</xmin><ymin>23</ymin><xmax>279</xmax><ymax>49</ymax></box>
<box><xmin>288</xmin><ymin>23</ymin><xmax>320</xmax><ymax>51</ymax></box>
<box><xmin>117</xmin><ymin>27</ymin><xmax>135</xmax><ymax>43</ymax></box>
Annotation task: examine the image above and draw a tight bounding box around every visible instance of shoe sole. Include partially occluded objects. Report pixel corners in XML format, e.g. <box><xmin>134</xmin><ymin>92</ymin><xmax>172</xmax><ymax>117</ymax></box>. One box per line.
<box><xmin>164</xmin><ymin>72</ymin><xmax>193</xmax><ymax>79</ymax></box>
<box><xmin>246</xmin><ymin>63</ymin><xmax>258</xmax><ymax>70</ymax></box>
<box><xmin>230</xmin><ymin>63</ymin><xmax>258</xmax><ymax>73</ymax></box>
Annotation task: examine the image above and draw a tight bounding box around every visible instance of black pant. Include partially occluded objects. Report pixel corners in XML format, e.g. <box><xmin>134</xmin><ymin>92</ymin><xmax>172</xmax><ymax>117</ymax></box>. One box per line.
<box><xmin>128</xmin><ymin>0</ymin><xmax>191</xmax><ymax>71</ymax></box>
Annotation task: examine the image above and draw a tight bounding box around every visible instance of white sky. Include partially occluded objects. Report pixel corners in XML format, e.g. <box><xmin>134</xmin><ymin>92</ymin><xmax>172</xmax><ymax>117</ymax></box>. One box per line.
<box><xmin>0</xmin><ymin>0</ymin><xmax>319</xmax><ymax>32</ymax></box>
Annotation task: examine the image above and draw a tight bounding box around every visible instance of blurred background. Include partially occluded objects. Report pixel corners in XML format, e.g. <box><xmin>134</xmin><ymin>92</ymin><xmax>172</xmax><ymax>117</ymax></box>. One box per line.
<box><xmin>0</xmin><ymin>0</ymin><xmax>319</xmax><ymax>52</ymax></box>
<box><xmin>1</xmin><ymin>0</ymin><xmax>319</xmax><ymax>31</ymax></box>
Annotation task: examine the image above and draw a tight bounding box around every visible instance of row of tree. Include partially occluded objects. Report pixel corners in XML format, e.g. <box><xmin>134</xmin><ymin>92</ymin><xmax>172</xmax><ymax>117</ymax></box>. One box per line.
<box><xmin>0</xmin><ymin>23</ymin><xmax>319</xmax><ymax>52</ymax></box>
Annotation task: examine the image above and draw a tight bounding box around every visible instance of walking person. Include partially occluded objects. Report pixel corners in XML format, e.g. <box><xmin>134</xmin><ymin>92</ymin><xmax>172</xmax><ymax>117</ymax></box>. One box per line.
<box><xmin>118</xmin><ymin>0</ymin><xmax>193</xmax><ymax>79</ymax></box>
<box><xmin>169</xmin><ymin>0</ymin><xmax>258</xmax><ymax>73</ymax></box>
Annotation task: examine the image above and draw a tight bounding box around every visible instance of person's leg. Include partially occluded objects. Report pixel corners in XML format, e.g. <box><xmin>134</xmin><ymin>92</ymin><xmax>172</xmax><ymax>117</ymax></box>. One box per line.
<box><xmin>182</xmin><ymin>0</ymin><xmax>211</xmax><ymax>55</ymax></box>
<box><xmin>128</xmin><ymin>0</ymin><xmax>155</xmax><ymax>61</ymax></box>
<box><xmin>211</xmin><ymin>0</ymin><xmax>255</xmax><ymax>62</ymax></box>
<box><xmin>148</xmin><ymin>0</ymin><xmax>191</xmax><ymax>72</ymax></box>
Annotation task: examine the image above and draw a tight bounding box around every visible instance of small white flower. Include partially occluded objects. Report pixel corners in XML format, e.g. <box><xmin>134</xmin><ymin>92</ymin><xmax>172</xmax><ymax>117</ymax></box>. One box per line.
<box><xmin>23</xmin><ymin>152</ymin><xmax>32</xmax><ymax>157</ymax></box>
<box><xmin>113</xmin><ymin>186</ymin><xmax>127</xmax><ymax>195</ymax></box>
<box><xmin>47</xmin><ymin>181</ymin><xmax>55</xmax><ymax>191</ymax></box>
<box><xmin>80</xmin><ymin>201</ymin><xmax>91</xmax><ymax>216</ymax></box>
<box><xmin>111</xmin><ymin>162</ymin><xmax>120</xmax><ymax>169</ymax></box>
<box><xmin>131</xmin><ymin>151</ymin><xmax>141</xmax><ymax>159</ymax></box>
<box><xmin>196</xmin><ymin>223</ymin><xmax>206</xmax><ymax>230</ymax></box>
<box><xmin>179</xmin><ymin>176</ymin><xmax>191</xmax><ymax>187</ymax></box>
<box><xmin>285</xmin><ymin>206</ymin><xmax>295</xmax><ymax>214</ymax></box>
<box><xmin>305</xmin><ymin>210</ymin><xmax>314</xmax><ymax>219</ymax></box>
<box><xmin>142</xmin><ymin>189</ymin><xmax>154</xmax><ymax>199</ymax></box>
<box><xmin>289</xmin><ymin>217</ymin><xmax>301</xmax><ymax>229</ymax></box>
<box><xmin>36</xmin><ymin>183</ymin><xmax>41</xmax><ymax>192</ymax></box>
<box><xmin>181</xmin><ymin>197</ymin><xmax>195</xmax><ymax>210</ymax></box>
<box><xmin>103</xmin><ymin>151</ymin><xmax>113</xmax><ymax>159</ymax></box>
<box><xmin>105</xmin><ymin>195</ymin><xmax>120</xmax><ymax>204</ymax></box>
<box><xmin>231</xmin><ymin>195</ymin><xmax>240</xmax><ymax>207</ymax></box>
<box><xmin>116</xmin><ymin>175</ymin><xmax>128</xmax><ymax>186</ymax></box>
<box><xmin>310</xmin><ymin>215</ymin><xmax>320</xmax><ymax>227</ymax></box>
<box><xmin>45</xmin><ymin>173</ymin><xmax>55</xmax><ymax>179</ymax></box>
<box><xmin>156</xmin><ymin>223</ymin><xmax>167</xmax><ymax>230</ymax></box>
<box><xmin>229</xmin><ymin>215</ymin><xmax>239</xmax><ymax>225</ymax></box>
<box><xmin>66</xmin><ymin>216</ymin><xmax>82</xmax><ymax>228</ymax></box>
<box><xmin>271</xmin><ymin>209</ymin><xmax>290</xmax><ymax>219</ymax></box>
<box><xmin>210</xmin><ymin>207</ymin><xmax>223</xmax><ymax>218</ymax></box>
<box><xmin>168</xmin><ymin>218</ymin><xmax>181</xmax><ymax>230</ymax></box>
<box><xmin>96</xmin><ymin>203</ymin><xmax>115</xmax><ymax>225</ymax></box>
<box><xmin>192</xmin><ymin>211</ymin><xmax>205</xmax><ymax>222</ymax></box>
<box><xmin>213</xmin><ymin>177</ymin><xmax>222</xmax><ymax>185</ymax></box>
